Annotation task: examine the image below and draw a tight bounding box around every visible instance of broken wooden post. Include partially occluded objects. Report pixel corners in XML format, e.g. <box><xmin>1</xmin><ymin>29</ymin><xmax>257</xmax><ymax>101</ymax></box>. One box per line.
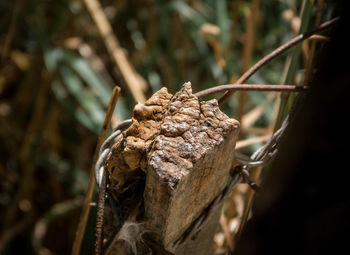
<box><xmin>104</xmin><ymin>82</ymin><xmax>240</xmax><ymax>254</ymax></box>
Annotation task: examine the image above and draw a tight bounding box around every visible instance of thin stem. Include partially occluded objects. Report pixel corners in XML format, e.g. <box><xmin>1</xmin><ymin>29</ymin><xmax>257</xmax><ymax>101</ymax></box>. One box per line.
<box><xmin>305</xmin><ymin>0</ymin><xmax>324</xmax><ymax>84</ymax></box>
<box><xmin>72</xmin><ymin>87</ymin><xmax>121</xmax><ymax>255</ymax></box>
<box><xmin>235</xmin><ymin>134</ymin><xmax>271</xmax><ymax>150</ymax></box>
<box><xmin>194</xmin><ymin>84</ymin><xmax>307</xmax><ymax>98</ymax></box>
<box><xmin>1</xmin><ymin>0</ymin><xmax>23</xmax><ymax>63</ymax></box>
<box><xmin>238</xmin><ymin>0</ymin><xmax>259</xmax><ymax>122</ymax></box>
<box><xmin>218</xmin><ymin>16</ymin><xmax>340</xmax><ymax>106</ymax></box>
<box><xmin>309</xmin><ymin>34</ymin><xmax>329</xmax><ymax>42</ymax></box>
<box><xmin>274</xmin><ymin>0</ymin><xmax>313</xmax><ymax>131</ymax></box>
<box><xmin>83</xmin><ymin>0</ymin><xmax>146</xmax><ymax>103</ymax></box>
<box><xmin>95</xmin><ymin>168</ymin><xmax>107</xmax><ymax>255</ymax></box>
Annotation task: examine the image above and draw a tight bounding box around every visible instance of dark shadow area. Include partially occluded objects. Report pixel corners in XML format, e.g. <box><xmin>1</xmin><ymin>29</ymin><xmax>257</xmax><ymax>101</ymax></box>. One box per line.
<box><xmin>234</xmin><ymin>2</ymin><xmax>350</xmax><ymax>255</ymax></box>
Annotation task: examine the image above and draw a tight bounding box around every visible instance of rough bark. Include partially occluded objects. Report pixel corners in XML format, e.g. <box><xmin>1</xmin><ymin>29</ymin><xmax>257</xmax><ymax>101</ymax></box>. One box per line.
<box><xmin>105</xmin><ymin>82</ymin><xmax>240</xmax><ymax>254</ymax></box>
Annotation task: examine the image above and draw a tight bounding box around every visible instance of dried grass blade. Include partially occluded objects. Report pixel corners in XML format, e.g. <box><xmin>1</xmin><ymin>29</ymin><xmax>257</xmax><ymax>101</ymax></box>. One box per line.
<box><xmin>235</xmin><ymin>134</ymin><xmax>271</xmax><ymax>150</ymax></box>
<box><xmin>83</xmin><ymin>0</ymin><xmax>147</xmax><ymax>103</ymax></box>
<box><xmin>72</xmin><ymin>86</ymin><xmax>121</xmax><ymax>255</ymax></box>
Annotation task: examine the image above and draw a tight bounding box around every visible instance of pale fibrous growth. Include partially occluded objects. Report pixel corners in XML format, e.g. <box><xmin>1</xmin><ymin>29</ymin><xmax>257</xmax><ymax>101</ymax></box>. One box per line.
<box><xmin>108</xmin><ymin>221</ymin><xmax>148</xmax><ymax>255</ymax></box>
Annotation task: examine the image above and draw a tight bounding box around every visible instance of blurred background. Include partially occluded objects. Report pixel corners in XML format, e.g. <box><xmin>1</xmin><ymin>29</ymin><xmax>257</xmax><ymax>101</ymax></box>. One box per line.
<box><xmin>0</xmin><ymin>0</ymin><xmax>340</xmax><ymax>254</ymax></box>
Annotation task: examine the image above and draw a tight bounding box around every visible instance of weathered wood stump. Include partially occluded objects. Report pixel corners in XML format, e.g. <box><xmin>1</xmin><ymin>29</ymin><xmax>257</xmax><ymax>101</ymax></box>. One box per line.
<box><xmin>105</xmin><ymin>82</ymin><xmax>240</xmax><ymax>254</ymax></box>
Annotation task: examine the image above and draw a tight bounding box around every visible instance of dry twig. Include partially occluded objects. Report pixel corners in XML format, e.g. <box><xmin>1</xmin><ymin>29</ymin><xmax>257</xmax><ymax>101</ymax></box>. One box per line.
<box><xmin>238</xmin><ymin>0</ymin><xmax>259</xmax><ymax>121</ymax></box>
<box><xmin>305</xmin><ymin>0</ymin><xmax>324</xmax><ymax>84</ymax></box>
<box><xmin>72</xmin><ymin>86</ymin><xmax>121</xmax><ymax>255</ymax></box>
<box><xmin>83</xmin><ymin>0</ymin><xmax>147</xmax><ymax>103</ymax></box>
<box><xmin>194</xmin><ymin>84</ymin><xmax>306</xmax><ymax>98</ymax></box>
<box><xmin>218</xmin><ymin>17</ymin><xmax>340</xmax><ymax>106</ymax></box>
<box><xmin>235</xmin><ymin>134</ymin><xmax>271</xmax><ymax>150</ymax></box>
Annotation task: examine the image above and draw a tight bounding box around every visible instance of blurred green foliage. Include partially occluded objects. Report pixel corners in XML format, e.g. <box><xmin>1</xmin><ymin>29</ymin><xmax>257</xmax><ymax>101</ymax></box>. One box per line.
<box><xmin>0</xmin><ymin>0</ymin><xmax>338</xmax><ymax>254</ymax></box>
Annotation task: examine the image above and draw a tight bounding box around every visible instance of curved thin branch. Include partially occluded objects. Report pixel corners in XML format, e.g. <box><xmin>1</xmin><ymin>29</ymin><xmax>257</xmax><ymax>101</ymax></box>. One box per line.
<box><xmin>194</xmin><ymin>84</ymin><xmax>307</xmax><ymax>98</ymax></box>
<box><xmin>217</xmin><ymin>16</ymin><xmax>340</xmax><ymax>106</ymax></box>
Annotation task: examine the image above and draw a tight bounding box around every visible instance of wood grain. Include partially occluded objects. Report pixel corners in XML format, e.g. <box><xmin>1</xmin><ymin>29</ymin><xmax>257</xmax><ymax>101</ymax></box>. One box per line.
<box><xmin>105</xmin><ymin>82</ymin><xmax>240</xmax><ymax>253</ymax></box>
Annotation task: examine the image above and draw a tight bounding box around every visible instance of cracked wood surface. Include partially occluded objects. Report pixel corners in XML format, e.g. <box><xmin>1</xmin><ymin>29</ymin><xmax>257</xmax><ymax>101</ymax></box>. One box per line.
<box><xmin>105</xmin><ymin>82</ymin><xmax>240</xmax><ymax>253</ymax></box>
